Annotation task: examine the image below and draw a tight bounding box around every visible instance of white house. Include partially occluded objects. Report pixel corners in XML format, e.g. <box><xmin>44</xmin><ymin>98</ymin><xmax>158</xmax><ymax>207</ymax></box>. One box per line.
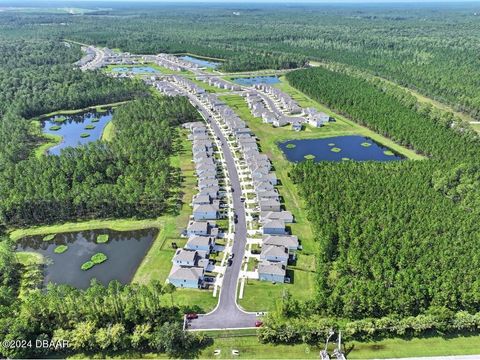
<box><xmin>258</xmin><ymin>262</ymin><xmax>286</xmax><ymax>283</ymax></box>
<box><xmin>260</xmin><ymin>244</ymin><xmax>289</xmax><ymax>263</ymax></box>
<box><xmin>185</xmin><ymin>236</ymin><xmax>216</xmax><ymax>253</ymax></box>
<box><xmin>193</xmin><ymin>203</ymin><xmax>219</xmax><ymax>221</ymax></box>
<box><xmin>167</xmin><ymin>266</ymin><xmax>204</xmax><ymax>288</ymax></box>
<box><xmin>262</xmin><ymin>219</ymin><xmax>286</xmax><ymax>235</ymax></box>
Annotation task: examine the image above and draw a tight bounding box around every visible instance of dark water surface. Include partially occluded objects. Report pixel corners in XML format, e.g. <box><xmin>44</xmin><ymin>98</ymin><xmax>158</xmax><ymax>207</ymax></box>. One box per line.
<box><xmin>17</xmin><ymin>228</ymin><xmax>157</xmax><ymax>289</ymax></box>
<box><xmin>279</xmin><ymin>135</ymin><xmax>404</xmax><ymax>162</ymax></box>
<box><xmin>180</xmin><ymin>55</ymin><xmax>220</xmax><ymax>68</ymax></box>
<box><xmin>42</xmin><ymin>109</ymin><xmax>113</xmax><ymax>155</ymax></box>
<box><xmin>232</xmin><ymin>76</ymin><xmax>280</xmax><ymax>86</ymax></box>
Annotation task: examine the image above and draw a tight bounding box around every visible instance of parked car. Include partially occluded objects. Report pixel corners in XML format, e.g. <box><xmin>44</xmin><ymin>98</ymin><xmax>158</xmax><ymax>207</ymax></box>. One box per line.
<box><xmin>255</xmin><ymin>320</ymin><xmax>263</xmax><ymax>327</ymax></box>
<box><xmin>228</xmin><ymin>259</ymin><xmax>233</xmax><ymax>266</ymax></box>
<box><xmin>186</xmin><ymin>313</ymin><xmax>198</xmax><ymax>320</ymax></box>
<box><xmin>229</xmin><ymin>253</ymin><xmax>235</xmax><ymax>260</ymax></box>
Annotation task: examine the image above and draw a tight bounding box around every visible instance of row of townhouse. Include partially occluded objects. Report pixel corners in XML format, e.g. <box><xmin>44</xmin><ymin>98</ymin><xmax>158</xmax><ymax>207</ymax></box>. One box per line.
<box><xmin>75</xmin><ymin>46</ymin><xmax>97</xmax><ymax>67</ymax></box>
<box><xmin>204</xmin><ymin>93</ymin><xmax>300</xmax><ymax>284</ymax></box>
<box><xmin>153</xmin><ymin>53</ymin><xmax>201</xmax><ymax>72</ymax></box>
<box><xmin>254</xmin><ymin>83</ymin><xmax>302</xmax><ymax>115</ymax></box>
<box><xmin>244</xmin><ymin>86</ymin><xmax>335</xmax><ymax>131</ymax></box>
<box><xmin>196</xmin><ymin>76</ymin><xmax>242</xmax><ymax>91</ymax></box>
<box><xmin>167</xmin><ymin>121</ymin><xmax>223</xmax><ymax>289</ymax></box>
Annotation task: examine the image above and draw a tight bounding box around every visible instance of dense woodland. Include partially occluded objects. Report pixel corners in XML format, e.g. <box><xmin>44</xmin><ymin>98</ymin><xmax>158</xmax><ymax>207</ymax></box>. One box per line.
<box><xmin>0</xmin><ymin>97</ymin><xmax>199</xmax><ymax>226</ymax></box>
<box><xmin>281</xmin><ymin>67</ymin><xmax>480</xmax><ymax>325</ymax></box>
<box><xmin>0</xmin><ymin>239</ymin><xmax>208</xmax><ymax>358</ymax></box>
<box><xmin>1</xmin><ymin>4</ymin><xmax>479</xmax><ymax>115</ymax></box>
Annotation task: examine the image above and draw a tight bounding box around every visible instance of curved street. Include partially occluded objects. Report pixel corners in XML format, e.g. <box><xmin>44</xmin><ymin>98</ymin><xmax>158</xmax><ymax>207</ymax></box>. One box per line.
<box><xmin>185</xmin><ymin>92</ymin><xmax>258</xmax><ymax>330</ymax></box>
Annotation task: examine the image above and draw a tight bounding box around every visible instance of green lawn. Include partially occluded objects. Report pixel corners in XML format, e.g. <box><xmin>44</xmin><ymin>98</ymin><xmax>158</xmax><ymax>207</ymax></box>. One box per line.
<box><xmin>194</xmin><ymin>332</ymin><xmax>480</xmax><ymax>359</ymax></box>
<box><xmin>239</xmin><ymin>252</ymin><xmax>316</xmax><ymax>311</ymax></box>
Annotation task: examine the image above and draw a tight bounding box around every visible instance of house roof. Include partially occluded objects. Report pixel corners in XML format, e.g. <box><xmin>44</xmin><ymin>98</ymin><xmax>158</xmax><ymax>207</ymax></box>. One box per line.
<box><xmin>263</xmin><ymin>219</ymin><xmax>285</xmax><ymax>229</ymax></box>
<box><xmin>168</xmin><ymin>266</ymin><xmax>204</xmax><ymax>281</ymax></box>
<box><xmin>261</xmin><ymin>211</ymin><xmax>293</xmax><ymax>222</ymax></box>
<box><xmin>173</xmin><ymin>249</ymin><xmax>197</xmax><ymax>263</ymax></box>
<box><xmin>188</xmin><ymin>221</ymin><xmax>209</xmax><ymax>232</ymax></box>
<box><xmin>186</xmin><ymin>236</ymin><xmax>214</xmax><ymax>247</ymax></box>
<box><xmin>261</xmin><ymin>244</ymin><xmax>288</xmax><ymax>258</ymax></box>
<box><xmin>263</xmin><ymin>235</ymin><xmax>299</xmax><ymax>249</ymax></box>
<box><xmin>194</xmin><ymin>203</ymin><xmax>219</xmax><ymax>213</ymax></box>
<box><xmin>258</xmin><ymin>261</ymin><xmax>286</xmax><ymax>276</ymax></box>
<box><xmin>193</xmin><ymin>195</ymin><xmax>211</xmax><ymax>204</ymax></box>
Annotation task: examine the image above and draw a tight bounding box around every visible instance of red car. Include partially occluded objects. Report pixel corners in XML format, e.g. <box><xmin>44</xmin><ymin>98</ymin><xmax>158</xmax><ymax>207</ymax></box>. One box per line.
<box><xmin>186</xmin><ymin>313</ymin><xmax>198</xmax><ymax>320</ymax></box>
<box><xmin>255</xmin><ymin>320</ymin><xmax>263</xmax><ymax>327</ymax></box>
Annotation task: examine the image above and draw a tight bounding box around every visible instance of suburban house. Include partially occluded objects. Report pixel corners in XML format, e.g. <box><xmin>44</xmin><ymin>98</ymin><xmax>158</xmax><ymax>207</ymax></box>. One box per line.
<box><xmin>185</xmin><ymin>236</ymin><xmax>216</xmax><ymax>253</ymax></box>
<box><xmin>167</xmin><ymin>266</ymin><xmax>204</xmax><ymax>289</ymax></box>
<box><xmin>261</xmin><ymin>210</ymin><xmax>294</xmax><ymax>223</ymax></box>
<box><xmin>262</xmin><ymin>219</ymin><xmax>286</xmax><ymax>235</ymax></box>
<box><xmin>187</xmin><ymin>221</ymin><xmax>209</xmax><ymax>236</ymax></box>
<box><xmin>172</xmin><ymin>249</ymin><xmax>198</xmax><ymax>267</ymax></box>
<box><xmin>263</xmin><ymin>235</ymin><xmax>299</xmax><ymax>251</ymax></box>
<box><xmin>258</xmin><ymin>262</ymin><xmax>286</xmax><ymax>283</ymax></box>
<box><xmin>260</xmin><ymin>244</ymin><xmax>289</xmax><ymax>263</ymax></box>
<box><xmin>260</xmin><ymin>198</ymin><xmax>282</xmax><ymax>212</ymax></box>
<box><xmin>193</xmin><ymin>203</ymin><xmax>220</xmax><ymax>221</ymax></box>
<box><xmin>193</xmin><ymin>194</ymin><xmax>212</xmax><ymax>205</ymax></box>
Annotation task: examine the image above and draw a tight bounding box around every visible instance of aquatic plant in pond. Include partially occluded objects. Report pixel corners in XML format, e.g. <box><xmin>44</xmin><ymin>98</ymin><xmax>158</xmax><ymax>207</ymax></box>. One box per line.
<box><xmin>279</xmin><ymin>136</ymin><xmax>404</xmax><ymax>163</ymax></box>
<box><xmin>304</xmin><ymin>154</ymin><xmax>316</xmax><ymax>160</ymax></box>
<box><xmin>16</xmin><ymin>228</ymin><xmax>157</xmax><ymax>288</ymax></box>
<box><xmin>54</xmin><ymin>245</ymin><xmax>68</xmax><ymax>254</ymax></box>
<box><xmin>81</xmin><ymin>261</ymin><xmax>95</xmax><ymax>271</ymax></box>
<box><xmin>43</xmin><ymin>234</ymin><xmax>56</xmax><ymax>242</ymax></box>
<box><xmin>96</xmin><ymin>234</ymin><xmax>109</xmax><ymax>243</ymax></box>
<box><xmin>42</xmin><ymin>108</ymin><xmax>114</xmax><ymax>155</ymax></box>
<box><xmin>91</xmin><ymin>252</ymin><xmax>108</xmax><ymax>264</ymax></box>
<box><xmin>361</xmin><ymin>142</ymin><xmax>372</xmax><ymax>147</ymax></box>
<box><xmin>80</xmin><ymin>133</ymin><xmax>90</xmax><ymax>138</ymax></box>
<box><xmin>53</xmin><ymin>116</ymin><xmax>67</xmax><ymax>123</ymax></box>
<box><xmin>384</xmin><ymin>150</ymin><xmax>395</xmax><ymax>156</ymax></box>
<box><xmin>342</xmin><ymin>157</ymin><xmax>350</xmax><ymax>161</ymax></box>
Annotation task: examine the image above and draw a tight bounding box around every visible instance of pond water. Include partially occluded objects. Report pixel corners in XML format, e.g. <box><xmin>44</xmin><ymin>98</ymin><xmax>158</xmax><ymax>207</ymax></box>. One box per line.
<box><xmin>279</xmin><ymin>136</ymin><xmax>404</xmax><ymax>162</ymax></box>
<box><xmin>42</xmin><ymin>109</ymin><xmax>113</xmax><ymax>155</ymax></box>
<box><xmin>180</xmin><ymin>55</ymin><xmax>220</xmax><ymax>68</ymax></box>
<box><xmin>17</xmin><ymin>228</ymin><xmax>157</xmax><ymax>289</ymax></box>
<box><xmin>232</xmin><ymin>76</ymin><xmax>280</xmax><ymax>86</ymax></box>
<box><xmin>111</xmin><ymin>66</ymin><xmax>160</xmax><ymax>74</ymax></box>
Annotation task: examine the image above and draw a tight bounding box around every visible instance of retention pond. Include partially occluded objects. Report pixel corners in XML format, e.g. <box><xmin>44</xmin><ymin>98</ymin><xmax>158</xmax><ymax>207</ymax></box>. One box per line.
<box><xmin>279</xmin><ymin>135</ymin><xmax>404</xmax><ymax>162</ymax></box>
<box><xmin>17</xmin><ymin>228</ymin><xmax>157</xmax><ymax>289</ymax></box>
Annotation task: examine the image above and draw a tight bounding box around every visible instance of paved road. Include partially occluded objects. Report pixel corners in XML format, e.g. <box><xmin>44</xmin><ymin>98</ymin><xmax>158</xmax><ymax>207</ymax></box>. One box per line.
<box><xmin>183</xmin><ymin>93</ymin><xmax>257</xmax><ymax>330</ymax></box>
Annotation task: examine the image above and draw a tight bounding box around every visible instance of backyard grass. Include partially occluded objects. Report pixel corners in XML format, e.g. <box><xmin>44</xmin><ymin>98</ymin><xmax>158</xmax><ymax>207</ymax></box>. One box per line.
<box><xmin>239</xmin><ymin>253</ymin><xmax>316</xmax><ymax>312</ymax></box>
